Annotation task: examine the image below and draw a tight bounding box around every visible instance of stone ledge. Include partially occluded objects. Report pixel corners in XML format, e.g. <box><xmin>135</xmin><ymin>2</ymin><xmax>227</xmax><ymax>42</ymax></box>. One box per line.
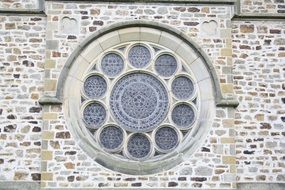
<box><xmin>233</xmin><ymin>14</ymin><xmax>285</xmax><ymax>21</ymax></box>
<box><xmin>0</xmin><ymin>9</ymin><xmax>45</xmax><ymax>15</ymax></box>
<box><xmin>0</xmin><ymin>182</ymin><xmax>283</xmax><ymax>190</ymax></box>
<box><xmin>39</xmin><ymin>96</ymin><xmax>62</xmax><ymax>105</ymax></box>
<box><xmin>216</xmin><ymin>98</ymin><xmax>239</xmax><ymax>108</ymax></box>
<box><xmin>0</xmin><ymin>182</ymin><xmax>284</xmax><ymax>190</ymax></box>
<box><xmin>45</xmin><ymin>0</ymin><xmax>237</xmax><ymax>4</ymax></box>
<box><xmin>0</xmin><ymin>181</ymin><xmax>40</xmax><ymax>190</ymax></box>
<box><xmin>237</xmin><ymin>183</ymin><xmax>285</xmax><ymax>190</ymax></box>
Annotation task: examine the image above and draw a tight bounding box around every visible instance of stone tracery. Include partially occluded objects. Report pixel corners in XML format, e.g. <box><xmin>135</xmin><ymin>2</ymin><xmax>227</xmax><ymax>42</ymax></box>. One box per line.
<box><xmin>81</xmin><ymin>42</ymin><xmax>198</xmax><ymax>161</ymax></box>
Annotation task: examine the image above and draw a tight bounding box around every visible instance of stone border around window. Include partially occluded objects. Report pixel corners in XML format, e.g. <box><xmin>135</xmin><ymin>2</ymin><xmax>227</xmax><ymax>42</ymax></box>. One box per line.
<box><xmin>58</xmin><ymin>22</ymin><xmax>220</xmax><ymax>174</ymax></box>
<box><xmin>39</xmin><ymin>20</ymin><xmax>238</xmax><ymax>108</ymax></box>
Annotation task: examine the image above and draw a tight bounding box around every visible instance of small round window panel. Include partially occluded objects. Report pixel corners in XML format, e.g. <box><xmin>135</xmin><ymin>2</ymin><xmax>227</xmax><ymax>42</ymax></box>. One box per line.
<box><xmin>172</xmin><ymin>76</ymin><xmax>195</xmax><ymax>100</ymax></box>
<box><xmin>83</xmin><ymin>74</ymin><xmax>107</xmax><ymax>99</ymax></box>
<box><xmin>99</xmin><ymin>125</ymin><xmax>124</xmax><ymax>151</ymax></box>
<box><xmin>101</xmin><ymin>53</ymin><xmax>124</xmax><ymax>77</ymax></box>
<box><xmin>83</xmin><ymin>102</ymin><xmax>106</xmax><ymax>129</ymax></box>
<box><xmin>155</xmin><ymin>126</ymin><xmax>179</xmax><ymax>152</ymax></box>
<box><xmin>171</xmin><ymin>103</ymin><xmax>195</xmax><ymax>129</ymax></box>
<box><xmin>155</xmin><ymin>54</ymin><xmax>177</xmax><ymax>77</ymax></box>
<box><xmin>64</xmin><ymin>33</ymin><xmax>212</xmax><ymax>175</ymax></box>
<box><xmin>127</xmin><ymin>133</ymin><xmax>152</xmax><ymax>159</ymax></box>
<box><xmin>128</xmin><ymin>45</ymin><xmax>151</xmax><ymax>68</ymax></box>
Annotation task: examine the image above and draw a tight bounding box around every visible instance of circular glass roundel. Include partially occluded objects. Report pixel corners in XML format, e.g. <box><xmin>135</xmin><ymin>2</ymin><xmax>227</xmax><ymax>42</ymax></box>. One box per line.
<box><xmin>155</xmin><ymin>126</ymin><xmax>179</xmax><ymax>152</ymax></box>
<box><xmin>171</xmin><ymin>103</ymin><xmax>195</xmax><ymax>129</ymax></box>
<box><xmin>99</xmin><ymin>125</ymin><xmax>124</xmax><ymax>151</ymax></box>
<box><xmin>110</xmin><ymin>72</ymin><xmax>169</xmax><ymax>132</ymax></box>
<box><xmin>83</xmin><ymin>102</ymin><xmax>106</xmax><ymax>128</ymax></box>
<box><xmin>128</xmin><ymin>45</ymin><xmax>151</xmax><ymax>68</ymax></box>
<box><xmin>171</xmin><ymin>76</ymin><xmax>194</xmax><ymax>100</ymax></box>
<box><xmin>127</xmin><ymin>133</ymin><xmax>151</xmax><ymax>159</ymax></box>
<box><xmin>155</xmin><ymin>54</ymin><xmax>177</xmax><ymax>77</ymax></box>
<box><xmin>101</xmin><ymin>53</ymin><xmax>124</xmax><ymax>77</ymax></box>
<box><xmin>83</xmin><ymin>75</ymin><xmax>107</xmax><ymax>98</ymax></box>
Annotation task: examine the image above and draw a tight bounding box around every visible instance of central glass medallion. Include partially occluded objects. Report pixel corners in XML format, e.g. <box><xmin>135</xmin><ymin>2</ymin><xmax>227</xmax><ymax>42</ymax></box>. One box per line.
<box><xmin>110</xmin><ymin>72</ymin><xmax>169</xmax><ymax>132</ymax></box>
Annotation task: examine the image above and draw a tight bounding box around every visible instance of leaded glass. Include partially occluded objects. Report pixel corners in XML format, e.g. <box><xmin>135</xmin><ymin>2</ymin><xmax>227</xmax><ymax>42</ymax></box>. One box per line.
<box><xmin>128</xmin><ymin>45</ymin><xmax>151</xmax><ymax>68</ymax></box>
<box><xmin>110</xmin><ymin>72</ymin><xmax>169</xmax><ymax>132</ymax></box>
<box><xmin>99</xmin><ymin>126</ymin><xmax>123</xmax><ymax>151</ymax></box>
<box><xmin>127</xmin><ymin>133</ymin><xmax>151</xmax><ymax>159</ymax></box>
<box><xmin>172</xmin><ymin>76</ymin><xmax>194</xmax><ymax>100</ymax></box>
<box><xmin>83</xmin><ymin>102</ymin><xmax>106</xmax><ymax>128</ymax></box>
<box><xmin>84</xmin><ymin>75</ymin><xmax>107</xmax><ymax>98</ymax></box>
<box><xmin>101</xmin><ymin>53</ymin><xmax>124</xmax><ymax>77</ymax></box>
<box><xmin>171</xmin><ymin>104</ymin><xmax>195</xmax><ymax>128</ymax></box>
<box><xmin>79</xmin><ymin>41</ymin><xmax>200</xmax><ymax>164</ymax></box>
<box><xmin>155</xmin><ymin>54</ymin><xmax>177</xmax><ymax>77</ymax></box>
<box><xmin>155</xmin><ymin>126</ymin><xmax>179</xmax><ymax>151</ymax></box>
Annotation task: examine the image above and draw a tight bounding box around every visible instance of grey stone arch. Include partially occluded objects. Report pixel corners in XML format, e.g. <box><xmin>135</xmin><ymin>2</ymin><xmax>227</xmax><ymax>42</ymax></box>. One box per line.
<box><xmin>51</xmin><ymin>20</ymin><xmax>232</xmax><ymax>105</ymax></box>
<box><xmin>41</xmin><ymin>21</ymin><xmax>237</xmax><ymax>175</ymax></box>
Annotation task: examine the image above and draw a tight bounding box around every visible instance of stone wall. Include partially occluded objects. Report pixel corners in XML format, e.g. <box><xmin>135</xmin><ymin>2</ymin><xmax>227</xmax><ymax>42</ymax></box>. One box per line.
<box><xmin>232</xmin><ymin>21</ymin><xmax>285</xmax><ymax>182</ymax></box>
<box><xmin>0</xmin><ymin>0</ymin><xmax>284</xmax><ymax>190</ymax></box>
<box><xmin>240</xmin><ymin>0</ymin><xmax>285</xmax><ymax>14</ymax></box>
<box><xmin>0</xmin><ymin>15</ymin><xmax>46</xmax><ymax>181</ymax></box>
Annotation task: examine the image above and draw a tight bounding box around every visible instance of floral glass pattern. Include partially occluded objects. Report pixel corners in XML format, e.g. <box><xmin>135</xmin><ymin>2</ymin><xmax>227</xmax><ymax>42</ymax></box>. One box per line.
<box><xmin>128</xmin><ymin>45</ymin><xmax>151</xmax><ymax>68</ymax></box>
<box><xmin>81</xmin><ymin>42</ymin><xmax>198</xmax><ymax>161</ymax></box>
<box><xmin>84</xmin><ymin>75</ymin><xmax>107</xmax><ymax>98</ymax></box>
<box><xmin>101</xmin><ymin>53</ymin><xmax>124</xmax><ymax>77</ymax></box>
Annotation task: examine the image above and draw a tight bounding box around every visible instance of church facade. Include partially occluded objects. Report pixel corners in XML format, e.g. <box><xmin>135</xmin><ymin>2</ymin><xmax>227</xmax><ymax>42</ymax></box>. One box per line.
<box><xmin>0</xmin><ymin>0</ymin><xmax>284</xmax><ymax>189</ymax></box>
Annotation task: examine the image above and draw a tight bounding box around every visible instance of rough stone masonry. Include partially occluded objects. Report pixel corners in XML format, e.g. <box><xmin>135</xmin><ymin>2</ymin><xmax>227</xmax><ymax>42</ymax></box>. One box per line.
<box><xmin>0</xmin><ymin>0</ymin><xmax>284</xmax><ymax>190</ymax></box>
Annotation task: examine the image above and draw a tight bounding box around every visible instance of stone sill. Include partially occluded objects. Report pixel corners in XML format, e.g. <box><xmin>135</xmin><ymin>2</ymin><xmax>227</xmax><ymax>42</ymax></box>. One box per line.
<box><xmin>45</xmin><ymin>0</ymin><xmax>237</xmax><ymax>4</ymax></box>
<box><xmin>0</xmin><ymin>181</ymin><xmax>284</xmax><ymax>190</ymax></box>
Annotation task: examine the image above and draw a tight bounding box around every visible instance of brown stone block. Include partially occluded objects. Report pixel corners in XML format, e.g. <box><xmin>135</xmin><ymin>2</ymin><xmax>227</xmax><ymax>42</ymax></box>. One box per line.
<box><xmin>14</xmin><ymin>172</ymin><xmax>29</xmax><ymax>180</ymax></box>
<box><xmin>41</xmin><ymin>172</ymin><xmax>53</xmax><ymax>181</ymax></box>
<box><xmin>221</xmin><ymin>48</ymin><xmax>232</xmax><ymax>56</ymax></box>
<box><xmin>42</xmin><ymin>131</ymin><xmax>54</xmax><ymax>140</ymax></box>
<box><xmin>44</xmin><ymin>80</ymin><xmax>57</xmax><ymax>91</ymax></box>
<box><xmin>221</xmin><ymin>84</ymin><xmax>233</xmax><ymax>93</ymax></box>
<box><xmin>222</xmin><ymin>156</ymin><xmax>236</xmax><ymax>164</ymax></box>
<box><xmin>240</xmin><ymin>24</ymin><xmax>254</xmax><ymax>33</ymax></box>
<box><xmin>223</xmin><ymin>119</ymin><xmax>234</xmax><ymax>128</ymax></box>
<box><xmin>5</xmin><ymin>23</ymin><xmax>16</xmax><ymax>30</ymax></box>
<box><xmin>41</xmin><ymin>151</ymin><xmax>53</xmax><ymax>160</ymax></box>
<box><xmin>45</xmin><ymin>60</ymin><xmax>55</xmax><ymax>69</ymax></box>
<box><xmin>64</xmin><ymin>162</ymin><xmax>75</xmax><ymax>169</ymax></box>
<box><xmin>221</xmin><ymin>137</ymin><xmax>235</xmax><ymax>144</ymax></box>
<box><xmin>43</xmin><ymin>113</ymin><xmax>57</xmax><ymax>120</ymax></box>
<box><xmin>255</xmin><ymin>114</ymin><xmax>264</xmax><ymax>121</ymax></box>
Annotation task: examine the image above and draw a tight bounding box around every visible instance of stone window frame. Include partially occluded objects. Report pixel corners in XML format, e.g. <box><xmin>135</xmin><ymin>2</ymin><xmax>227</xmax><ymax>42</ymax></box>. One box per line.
<box><xmin>80</xmin><ymin>41</ymin><xmax>199</xmax><ymax>161</ymax></box>
<box><xmin>40</xmin><ymin>21</ymin><xmax>238</xmax><ymax>175</ymax></box>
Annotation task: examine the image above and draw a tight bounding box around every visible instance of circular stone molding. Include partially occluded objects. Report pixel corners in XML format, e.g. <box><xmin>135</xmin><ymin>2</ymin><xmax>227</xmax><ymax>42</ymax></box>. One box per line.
<box><xmin>63</xmin><ymin>24</ymin><xmax>215</xmax><ymax>175</ymax></box>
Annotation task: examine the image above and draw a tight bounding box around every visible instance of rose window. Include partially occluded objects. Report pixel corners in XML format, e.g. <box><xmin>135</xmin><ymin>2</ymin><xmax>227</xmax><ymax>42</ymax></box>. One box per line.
<box><xmin>80</xmin><ymin>42</ymin><xmax>198</xmax><ymax>161</ymax></box>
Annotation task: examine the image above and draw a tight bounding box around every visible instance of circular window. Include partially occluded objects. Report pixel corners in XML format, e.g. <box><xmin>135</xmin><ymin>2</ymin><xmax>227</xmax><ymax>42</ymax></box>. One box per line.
<box><xmin>80</xmin><ymin>42</ymin><xmax>199</xmax><ymax>163</ymax></box>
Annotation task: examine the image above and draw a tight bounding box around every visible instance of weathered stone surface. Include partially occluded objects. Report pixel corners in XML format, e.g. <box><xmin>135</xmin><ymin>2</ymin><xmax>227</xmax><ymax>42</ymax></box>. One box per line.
<box><xmin>240</xmin><ymin>24</ymin><xmax>254</xmax><ymax>33</ymax></box>
<box><xmin>195</xmin><ymin>166</ymin><xmax>213</xmax><ymax>176</ymax></box>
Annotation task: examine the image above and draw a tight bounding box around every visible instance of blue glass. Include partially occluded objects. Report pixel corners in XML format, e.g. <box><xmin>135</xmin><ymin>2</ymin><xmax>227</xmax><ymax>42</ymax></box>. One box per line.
<box><xmin>128</xmin><ymin>45</ymin><xmax>151</xmax><ymax>68</ymax></box>
<box><xmin>110</xmin><ymin>73</ymin><xmax>169</xmax><ymax>132</ymax></box>
<box><xmin>127</xmin><ymin>133</ymin><xmax>151</xmax><ymax>159</ymax></box>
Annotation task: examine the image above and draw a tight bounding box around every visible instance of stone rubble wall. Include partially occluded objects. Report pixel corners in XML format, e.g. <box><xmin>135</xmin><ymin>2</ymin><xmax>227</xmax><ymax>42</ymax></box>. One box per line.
<box><xmin>0</xmin><ymin>0</ymin><xmax>39</xmax><ymax>10</ymax></box>
<box><xmin>240</xmin><ymin>0</ymin><xmax>285</xmax><ymax>14</ymax></box>
<box><xmin>0</xmin><ymin>15</ymin><xmax>46</xmax><ymax>181</ymax></box>
<box><xmin>232</xmin><ymin>21</ymin><xmax>285</xmax><ymax>182</ymax></box>
<box><xmin>0</xmin><ymin>0</ymin><xmax>284</xmax><ymax>189</ymax></box>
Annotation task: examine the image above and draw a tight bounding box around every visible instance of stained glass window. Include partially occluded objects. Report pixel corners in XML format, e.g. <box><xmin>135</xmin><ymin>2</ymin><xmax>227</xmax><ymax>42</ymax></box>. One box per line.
<box><xmin>81</xmin><ymin>42</ymin><xmax>198</xmax><ymax>161</ymax></box>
